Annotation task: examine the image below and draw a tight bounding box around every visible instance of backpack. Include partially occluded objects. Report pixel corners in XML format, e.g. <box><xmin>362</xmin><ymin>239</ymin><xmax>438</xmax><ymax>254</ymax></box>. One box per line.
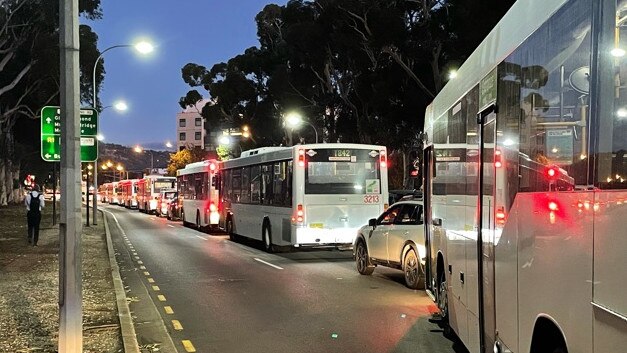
<box><xmin>29</xmin><ymin>193</ymin><xmax>41</xmax><ymax>214</ymax></box>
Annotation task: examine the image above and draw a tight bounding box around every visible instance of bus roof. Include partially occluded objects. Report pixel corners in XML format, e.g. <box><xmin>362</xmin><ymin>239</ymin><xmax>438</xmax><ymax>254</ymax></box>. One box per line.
<box><xmin>177</xmin><ymin>159</ymin><xmax>219</xmax><ymax>176</ymax></box>
<box><xmin>425</xmin><ymin>0</ymin><xmax>568</xmax><ymax>128</ymax></box>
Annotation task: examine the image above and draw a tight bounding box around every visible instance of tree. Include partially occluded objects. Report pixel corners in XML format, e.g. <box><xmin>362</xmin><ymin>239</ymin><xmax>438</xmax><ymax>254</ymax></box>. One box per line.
<box><xmin>166</xmin><ymin>147</ymin><xmax>209</xmax><ymax>176</ymax></box>
<box><xmin>0</xmin><ymin>0</ymin><xmax>103</xmax><ymax>204</ymax></box>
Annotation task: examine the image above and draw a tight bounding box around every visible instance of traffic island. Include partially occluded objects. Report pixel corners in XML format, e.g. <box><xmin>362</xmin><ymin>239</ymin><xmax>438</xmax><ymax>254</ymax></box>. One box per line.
<box><xmin>0</xmin><ymin>204</ymin><xmax>122</xmax><ymax>352</ymax></box>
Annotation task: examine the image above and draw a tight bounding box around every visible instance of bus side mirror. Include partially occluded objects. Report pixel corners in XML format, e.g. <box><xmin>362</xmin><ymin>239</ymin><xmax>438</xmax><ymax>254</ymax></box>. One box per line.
<box><xmin>433</xmin><ymin>218</ymin><xmax>442</xmax><ymax>227</ymax></box>
<box><xmin>368</xmin><ymin>218</ymin><xmax>377</xmax><ymax>228</ymax></box>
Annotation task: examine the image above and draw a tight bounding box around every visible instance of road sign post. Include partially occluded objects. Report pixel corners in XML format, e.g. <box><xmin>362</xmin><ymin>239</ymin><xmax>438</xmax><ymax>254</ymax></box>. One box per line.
<box><xmin>41</xmin><ymin>106</ymin><xmax>99</xmax><ymax>162</ymax></box>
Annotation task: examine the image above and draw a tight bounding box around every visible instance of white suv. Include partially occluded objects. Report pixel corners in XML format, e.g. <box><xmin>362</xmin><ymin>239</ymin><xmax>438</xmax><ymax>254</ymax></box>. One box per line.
<box><xmin>353</xmin><ymin>200</ymin><xmax>426</xmax><ymax>289</ymax></box>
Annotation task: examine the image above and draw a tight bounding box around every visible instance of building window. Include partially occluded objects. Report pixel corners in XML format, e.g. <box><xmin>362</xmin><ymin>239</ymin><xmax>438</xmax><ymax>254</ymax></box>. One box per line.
<box><xmin>180</xmin><ymin>132</ymin><xmax>186</xmax><ymax>141</ymax></box>
<box><xmin>179</xmin><ymin>146</ymin><xmax>185</xmax><ymax>151</ymax></box>
<box><xmin>179</xmin><ymin>119</ymin><xmax>186</xmax><ymax>127</ymax></box>
<box><xmin>195</xmin><ymin>118</ymin><xmax>202</xmax><ymax>127</ymax></box>
<box><xmin>195</xmin><ymin>131</ymin><xmax>201</xmax><ymax>140</ymax></box>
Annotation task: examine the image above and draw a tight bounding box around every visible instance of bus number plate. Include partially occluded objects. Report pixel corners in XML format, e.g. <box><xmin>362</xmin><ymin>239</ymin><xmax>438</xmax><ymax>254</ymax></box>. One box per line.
<box><xmin>363</xmin><ymin>195</ymin><xmax>380</xmax><ymax>204</ymax></box>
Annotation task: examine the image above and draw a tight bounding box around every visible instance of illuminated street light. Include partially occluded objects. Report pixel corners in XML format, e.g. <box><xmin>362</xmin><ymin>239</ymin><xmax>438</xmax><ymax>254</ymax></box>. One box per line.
<box><xmin>116</xmin><ymin>165</ymin><xmax>123</xmax><ymax>171</ymax></box>
<box><xmin>87</xmin><ymin>164</ymin><xmax>93</xmax><ymax>170</ymax></box>
<box><xmin>97</xmin><ymin>134</ymin><xmax>104</xmax><ymax>141</ymax></box>
<box><xmin>611</xmin><ymin>47</ymin><xmax>626</xmax><ymax>57</ymax></box>
<box><xmin>617</xmin><ymin>108</ymin><xmax>627</xmax><ymax>118</ymax></box>
<box><xmin>219</xmin><ymin>135</ymin><xmax>232</xmax><ymax>145</ymax></box>
<box><xmin>113</xmin><ymin>100</ymin><xmax>128</xmax><ymax>111</ymax></box>
<box><xmin>284</xmin><ymin>111</ymin><xmax>318</xmax><ymax>143</ymax></box>
<box><xmin>134</xmin><ymin>41</ymin><xmax>154</xmax><ymax>54</ymax></box>
<box><xmin>165</xmin><ymin>141</ymin><xmax>173</xmax><ymax>148</ymax></box>
<box><xmin>134</xmin><ymin>146</ymin><xmax>143</xmax><ymax>153</ymax></box>
<box><xmin>106</xmin><ymin>161</ymin><xmax>113</xmax><ymax>168</ymax></box>
<box><xmin>448</xmin><ymin>70</ymin><xmax>458</xmax><ymax>80</ymax></box>
<box><xmin>134</xmin><ymin>145</ymin><xmax>154</xmax><ymax>171</ymax></box>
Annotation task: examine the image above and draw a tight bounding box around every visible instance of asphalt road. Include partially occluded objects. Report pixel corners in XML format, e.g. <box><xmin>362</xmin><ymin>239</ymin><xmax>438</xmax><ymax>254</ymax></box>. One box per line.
<box><xmin>103</xmin><ymin>204</ymin><xmax>465</xmax><ymax>353</ymax></box>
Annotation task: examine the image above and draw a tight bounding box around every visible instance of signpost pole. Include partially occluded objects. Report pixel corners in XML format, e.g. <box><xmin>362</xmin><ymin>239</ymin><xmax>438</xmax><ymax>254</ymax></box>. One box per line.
<box><xmin>59</xmin><ymin>0</ymin><xmax>83</xmax><ymax>351</ymax></box>
<box><xmin>52</xmin><ymin>163</ymin><xmax>57</xmax><ymax>226</ymax></box>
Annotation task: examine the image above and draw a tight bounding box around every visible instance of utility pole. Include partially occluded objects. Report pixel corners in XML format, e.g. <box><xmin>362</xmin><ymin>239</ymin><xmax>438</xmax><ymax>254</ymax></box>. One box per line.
<box><xmin>59</xmin><ymin>0</ymin><xmax>83</xmax><ymax>351</ymax></box>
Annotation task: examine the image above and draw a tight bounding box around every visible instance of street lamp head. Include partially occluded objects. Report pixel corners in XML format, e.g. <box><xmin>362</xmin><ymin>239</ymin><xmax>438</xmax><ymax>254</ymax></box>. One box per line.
<box><xmin>106</xmin><ymin>161</ymin><xmax>113</xmax><ymax>168</ymax></box>
<box><xmin>448</xmin><ymin>69</ymin><xmax>458</xmax><ymax>80</ymax></box>
<box><xmin>87</xmin><ymin>164</ymin><xmax>93</xmax><ymax>170</ymax></box>
<box><xmin>97</xmin><ymin>134</ymin><xmax>105</xmax><ymax>141</ymax></box>
<box><xmin>113</xmin><ymin>100</ymin><xmax>128</xmax><ymax>112</ymax></box>
<box><xmin>134</xmin><ymin>41</ymin><xmax>154</xmax><ymax>54</ymax></box>
<box><xmin>134</xmin><ymin>146</ymin><xmax>143</xmax><ymax>153</ymax></box>
<box><xmin>116</xmin><ymin>165</ymin><xmax>124</xmax><ymax>171</ymax></box>
<box><xmin>165</xmin><ymin>141</ymin><xmax>173</xmax><ymax>148</ymax></box>
<box><xmin>285</xmin><ymin>112</ymin><xmax>303</xmax><ymax>128</ymax></box>
<box><xmin>101</xmin><ymin>164</ymin><xmax>108</xmax><ymax>170</ymax></box>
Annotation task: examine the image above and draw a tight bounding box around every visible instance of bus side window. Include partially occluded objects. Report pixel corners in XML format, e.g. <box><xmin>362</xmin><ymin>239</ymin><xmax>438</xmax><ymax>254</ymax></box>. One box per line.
<box><xmin>250</xmin><ymin>165</ymin><xmax>261</xmax><ymax>204</ymax></box>
<box><xmin>232</xmin><ymin>169</ymin><xmax>241</xmax><ymax>203</ymax></box>
<box><xmin>240</xmin><ymin>167</ymin><xmax>251</xmax><ymax>203</ymax></box>
<box><xmin>262</xmin><ymin>164</ymin><xmax>274</xmax><ymax>205</ymax></box>
<box><xmin>286</xmin><ymin>161</ymin><xmax>293</xmax><ymax>207</ymax></box>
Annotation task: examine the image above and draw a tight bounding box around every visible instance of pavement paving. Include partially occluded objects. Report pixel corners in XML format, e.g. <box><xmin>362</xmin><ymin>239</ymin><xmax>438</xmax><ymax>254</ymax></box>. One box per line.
<box><xmin>103</xmin><ymin>204</ymin><xmax>466</xmax><ymax>353</ymax></box>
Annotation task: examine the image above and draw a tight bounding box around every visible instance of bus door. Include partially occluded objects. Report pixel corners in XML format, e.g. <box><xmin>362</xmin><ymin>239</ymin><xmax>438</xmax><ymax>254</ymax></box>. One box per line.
<box><xmin>477</xmin><ymin>105</ymin><xmax>496</xmax><ymax>353</ymax></box>
<box><xmin>423</xmin><ymin>144</ymin><xmax>436</xmax><ymax>297</ymax></box>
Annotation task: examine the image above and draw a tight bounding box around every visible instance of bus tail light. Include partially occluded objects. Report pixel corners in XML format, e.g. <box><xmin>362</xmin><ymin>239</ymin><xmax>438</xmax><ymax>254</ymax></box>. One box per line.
<box><xmin>546</xmin><ymin>166</ymin><xmax>558</xmax><ymax>179</ymax></box>
<box><xmin>294</xmin><ymin>204</ymin><xmax>304</xmax><ymax>223</ymax></box>
<box><xmin>298</xmin><ymin>149</ymin><xmax>306</xmax><ymax>167</ymax></box>
<box><xmin>496</xmin><ymin>206</ymin><xmax>506</xmax><ymax>226</ymax></box>
<box><xmin>209</xmin><ymin>202</ymin><xmax>218</xmax><ymax>212</ymax></box>
<box><xmin>548</xmin><ymin>201</ymin><xmax>559</xmax><ymax>211</ymax></box>
<box><xmin>495</xmin><ymin>149</ymin><xmax>502</xmax><ymax>168</ymax></box>
<box><xmin>209</xmin><ymin>163</ymin><xmax>217</xmax><ymax>172</ymax></box>
<box><xmin>380</xmin><ymin>150</ymin><xmax>387</xmax><ymax>168</ymax></box>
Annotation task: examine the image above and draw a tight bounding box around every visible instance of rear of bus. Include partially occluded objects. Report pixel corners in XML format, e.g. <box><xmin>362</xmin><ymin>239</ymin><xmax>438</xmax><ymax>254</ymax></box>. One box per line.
<box><xmin>293</xmin><ymin>144</ymin><xmax>388</xmax><ymax>248</ymax></box>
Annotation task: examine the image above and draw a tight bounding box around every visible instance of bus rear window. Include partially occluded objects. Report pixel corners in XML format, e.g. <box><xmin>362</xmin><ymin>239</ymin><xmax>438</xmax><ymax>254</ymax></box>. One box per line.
<box><xmin>305</xmin><ymin>149</ymin><xmax>381</xmax><ymax>195</ymax></box>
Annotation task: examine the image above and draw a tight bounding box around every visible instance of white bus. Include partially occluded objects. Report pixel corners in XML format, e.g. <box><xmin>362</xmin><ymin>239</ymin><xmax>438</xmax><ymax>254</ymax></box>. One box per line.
<box><xmin>137</xmin><ymin>175</ymin><xmax>176</xmax><ymax>214</ymax></box>
<box><xmin>422</xmin><ymin>0</ymin><xmax>627</xmax><ymax>353</ymax></box>
<box><xmin>220</xmin><ymin>144</ymin><xmax>389</xmax><ymax>252</ymax></box>
<box><xmin>176</xmin><ymin>160</ymin><xmax>221</xmax><ymax>231</ymax></box>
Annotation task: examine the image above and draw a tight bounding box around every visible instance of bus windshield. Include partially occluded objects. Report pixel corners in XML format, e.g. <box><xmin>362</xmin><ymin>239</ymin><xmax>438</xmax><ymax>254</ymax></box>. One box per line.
<box><xmin>305</xmin><ymin>148</ymin><xmax>381</xmax><ymax>195</ymax></box>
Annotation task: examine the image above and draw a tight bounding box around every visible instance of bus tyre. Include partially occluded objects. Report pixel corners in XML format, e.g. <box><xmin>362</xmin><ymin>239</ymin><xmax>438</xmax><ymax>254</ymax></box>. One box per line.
<box><xmin>356</xmin><ymin>241</ymin><xmax>374</xmax><ymax>275</ymax></box>
<box><xmin>437</xmin><ymin>273</ymin><xmax>448</xmax><ymax>321</ymax></box>
<box><xmin>196</xmin><ymin>211</ymin><xmax>202</xmax><ymax>232</ymax></box>
<box><xmin>403</xmin><ymin>248</ymin><xmax>423</xmax><ymax>290</ymax></box>
<box><xmin>262</xmin><ymin>222</ymin><xmax>274</xmax><ymax>253</ymax></box>
<box><xmin>226</xmin><ymin>218</ymin><xmax>235</xmax><ymax>241</ymax></box>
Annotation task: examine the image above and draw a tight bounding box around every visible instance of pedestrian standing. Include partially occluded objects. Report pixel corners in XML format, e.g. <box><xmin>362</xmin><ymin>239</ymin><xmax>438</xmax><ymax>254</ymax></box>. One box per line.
<box><xmin>25</xmin><ymin>184</ymin><xmax>45</xmax><ymax>246</ymax></box>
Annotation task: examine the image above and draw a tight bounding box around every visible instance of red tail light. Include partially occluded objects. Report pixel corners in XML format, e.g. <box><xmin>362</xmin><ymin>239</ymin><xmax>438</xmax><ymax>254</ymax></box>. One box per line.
<box><xmin>296</xmin><ymin>204</ymin><xmax>304</xmax><ymax>223</ymax></box>
<box><xmin>496</xmin><ymin>206</ymin><xmax>506</xmax><ymax>226</ymax></box>
<box><xmin>546</xmin><ymin>166</ymin><xmax>558</xmax><ymax>179</ymax></box>
<box><xmin>298</xmin><ymin>149</ymin><xmax>305</xmax><ymax>167</ymax></box>
<box><xmin>495</xmin><ymin>149</ymin><xmax>502</xmax><ymax>168</ymax></box>
<box><xmin>209</xmin><ymin>163</ymin><xmax>217</xmax><ymax>172</ymax></box>
<box><xmin>548</xmin><ymin>201</ymin><xmax>559</xmax><ymax>211</ymax></box>
<box><xmin>209</xmin><ymin>202</ymin><xmax>217</xmax><ymax>212</ymax></box>
<box><xmin>380</xmin><ymin>150</ymin><xmax>387</xmax><ymax>168</ymax></box>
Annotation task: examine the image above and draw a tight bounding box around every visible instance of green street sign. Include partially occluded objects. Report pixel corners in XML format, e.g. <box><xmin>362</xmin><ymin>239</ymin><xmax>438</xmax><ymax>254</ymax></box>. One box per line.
<box><xmin>41</xmin><ymin>106</ymin><xmax>98</xmax><ymax>162</ymax></box>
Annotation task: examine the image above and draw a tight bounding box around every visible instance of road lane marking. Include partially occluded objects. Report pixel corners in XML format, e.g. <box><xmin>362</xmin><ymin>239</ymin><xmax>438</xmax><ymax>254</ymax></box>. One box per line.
<box><xmin>254</xmin><ymin>258</ymin><xmax>284</xmax><ymax>270</ymax></box>
<box><xmin>157</xmin><ymin>295</ymin><xmax>166</xmax><ymax>302</ymax></box>
<box><xmin>139</xmin><ymin>265</ymin><xmax>146</xmax><ymax>270</ymax></box>
<box><xmin>137</xmin><ymin>260</ymin><xmax>144</xmax><ymax>264</ymax></box>
<box><xmin>167</xmin><ymin>224</ymin><xmax>175</xmax><ymax>228</ymax></box>
<box><xmin>194</xmin><ymin>235</ymin><xmax>206</xmax><ymax>240</ymax></box>
<box><xmin>172</xmin><ymin>320</ymin><xmax>183</xmax><ymax>330</ymax></box>
<box><xmin>164</xmin><ymin>306</ymin><xmax>174</xmax><ymax>314</ymax></box>
<box><xmin>143</xmin><ymin>271</ymin><xmax>150</xmax><ymax>276</ymax></box>
<box><xmin>152</xmin><ymin>285</ymin><xmax>160</xmax><ymax>291</ymax></box>
<box><xmin>134</xmin><ymin>256</ymin><xmax>140</xmax><ymax>260</ymax></box>
<box><xmin>148</xmin><ymin>278</ymin><xmax>155</xmax><ymax>283</ymax></box>
<box><xmin>182</xmin><ymin>340</ymin><xmax>196</xmax><ymax>352</ymax></box>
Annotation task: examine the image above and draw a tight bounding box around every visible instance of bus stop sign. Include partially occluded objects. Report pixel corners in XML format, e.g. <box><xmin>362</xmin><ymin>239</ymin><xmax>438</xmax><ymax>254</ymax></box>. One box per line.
<box><xmin>41</xmin><ymin>106</ymin><xmax>98</xmax><ymax>162</ymax></box>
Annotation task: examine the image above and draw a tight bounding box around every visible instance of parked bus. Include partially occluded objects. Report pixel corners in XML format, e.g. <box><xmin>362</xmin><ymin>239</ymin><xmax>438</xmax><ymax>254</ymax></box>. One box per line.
<box><xmin>108</xmin><ymin>181</ymin><xmax>120</xmax><ymax>205</ymax></box>
<box><xmin>220</xmin><ymin>144</ymin><xmax>389</xmax><ymax>252</ymax></box>
<box><xmin>118</xmin><ymin>179</ymin><xmax>140</xmax><ymax>208</ymax></box>
<box><xmin>99</xmin><ymin>183</ymin><xmax>110</xmax><ymax>203</ymax></box>
<box><xmin>422</xmin><ymin>0</ymin><xmax>627</xmax><ymax>352</ymax></box>
<box><xmin>137</xmin><ymin>175</ymin><xmax>176</xmax><ymax>214</ymax></box>
<box><xmin>176</xmin><ymin>160</ymin><xmax>221</xmax><ymax>230</ymax></box>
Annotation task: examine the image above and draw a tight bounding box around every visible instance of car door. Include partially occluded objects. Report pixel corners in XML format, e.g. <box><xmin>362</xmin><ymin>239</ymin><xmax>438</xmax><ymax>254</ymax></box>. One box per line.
<box><xmin>368</xmin><ymin>205</ymin><xmax>401</xmax><ymax>262</ymax></box>
<box><xmin>388</xmin><ymin>204</ymin><xmax>423</xmax><ymax>265</ymax></box>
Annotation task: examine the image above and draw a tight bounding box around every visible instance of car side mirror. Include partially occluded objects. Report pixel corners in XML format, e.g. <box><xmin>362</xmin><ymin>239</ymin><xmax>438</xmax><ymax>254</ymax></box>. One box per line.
<box><xmin>368</xmin><ymin>218</ymin><xmax>377</xmax><ymax>228</ymax></box>
<box><xmin>432</xmin><ymin>218</ymin><xmax>442</xmax><ymax>227</ymax></box>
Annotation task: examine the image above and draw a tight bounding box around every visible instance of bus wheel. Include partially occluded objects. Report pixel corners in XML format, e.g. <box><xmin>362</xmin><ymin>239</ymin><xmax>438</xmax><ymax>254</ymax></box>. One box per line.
<box><xmin>262</xmin><ymin>223</ymin><xmax>274</xmax><ymax>253</ymax></box>
<box><xmin>437</xmin><ymin>273</ymin><xmax>448</xmax><ymax>320</ymax></box>
<box><xmin>226</xmin><ymin>218</ymin><xmax>235</xmax><ymax>241</ymax></box>
<box><xmin>355</xmin><ymin>241</ymin><xmax>374</xmax><ymax>275</ymax></box>
<box><xmin>403</xmin><ymin>249</ymin><xmax>423</xmax><ymax>289</ymax></box>
<box><xmin>196</xmin><ymin>211</ymin><xmax>203</xmax><ymax>232</ymax></box>
<box><xmin>181</xmin><ymin>209</ymin><xmax>188</xmax><ymax>227</ymax></box>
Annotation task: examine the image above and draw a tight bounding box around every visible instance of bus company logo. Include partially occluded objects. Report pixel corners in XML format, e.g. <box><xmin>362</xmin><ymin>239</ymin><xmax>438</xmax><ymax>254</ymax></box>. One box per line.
<box><xmin>306</xmin><ymin>150</ymin><xmax>317</xmax><ymax>157</ymax></box>
<box><xmin>369</xmin><ymin>150</ymin><xmax>379</xmax><ymax>158</ymax></box>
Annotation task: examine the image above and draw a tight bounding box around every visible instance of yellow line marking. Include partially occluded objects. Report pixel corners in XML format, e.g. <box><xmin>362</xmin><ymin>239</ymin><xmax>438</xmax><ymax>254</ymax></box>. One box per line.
<box><xmin>182</xmin><ymin>340</ymin><xmax>196</xmax><ymax>352</ymax></box>
<box><xmin>157</xmin><ymin>295</ymin><xmax>166</xmax><ymax>302</ymax></box>
<box><xmin>134</xmin><ymin>256</ymin><xmax>140</xmax><ymax>260</ymax></box>
<box><xmin>152</xmin><ymin>285</ymin><xmax>160</xmax><ymax>291</ymax></box>
<box><xmin>138</xmin><ymin>261</ymin><xmax>143</xmax><ymax>264</ymax></box>
<box><xmin>172</xmin><ymin>320</ymin><xmax>183</xmax><ymax>330</ymax></box>
<box><xmin>148</xmin><ymin>278</ymin><xmax>155</xmax><ymax>283</ymax></box>
<box><xmin>143</xmin><ymin>271</ymin><xmax>150</xmax><ymax>276</ymax></box>
<box><xmin>139</xmin><ymin>265</ymin><xmax>146</xmax><ymax>270</ymax></box>
<box><xmin>164</xmin><ymin>306</ymin><xmax>174</xmax><ymax>314</ymax></box>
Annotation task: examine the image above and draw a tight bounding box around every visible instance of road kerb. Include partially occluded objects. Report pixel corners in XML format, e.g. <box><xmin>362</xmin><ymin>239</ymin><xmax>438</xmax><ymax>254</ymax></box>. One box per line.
<box><xmin>102</xmin><ymin>209</ymin><xmax>141</xmax><ymax>353</ymax></box>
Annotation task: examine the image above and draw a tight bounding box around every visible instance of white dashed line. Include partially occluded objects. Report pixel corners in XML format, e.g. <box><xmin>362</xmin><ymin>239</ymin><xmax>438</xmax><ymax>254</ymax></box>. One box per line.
<box><xmin>167</xmin><ymin>225</ymin><xmax>175</xmax><ymax>228</ymax></box>
<box><xmin>194</xmin><ymin>235</ymin><xmax>206</xmax><ymax>240</ymax></box>
<box><xmin>254</xmin><ymin>258</ymin><xmax>284</xmax><ymax>270</ymax></box>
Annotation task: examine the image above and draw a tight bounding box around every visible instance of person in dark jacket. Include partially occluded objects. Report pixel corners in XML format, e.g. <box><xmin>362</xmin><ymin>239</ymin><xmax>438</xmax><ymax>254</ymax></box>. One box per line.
<box><xmin>25</xmin><ymin>184</ymin><xmax>45</xmax><ymax>246</ymax></box>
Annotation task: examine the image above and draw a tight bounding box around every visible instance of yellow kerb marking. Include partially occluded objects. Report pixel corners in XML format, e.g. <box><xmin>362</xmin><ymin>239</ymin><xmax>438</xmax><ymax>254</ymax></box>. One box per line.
<box><xmin>137</xmin><ymin>261</ymin><xmax>143</xmax><ymax>264</ymax></box>
<box><xmin>157</xmin><ymin>295</ymin><xmax>166</xmax><ymax>302</ymax></box>
<box><xmin>134</xmin><ymin>256</ymin><xmax>140</xmax><ymax>260</ymax></box>
<box><xmin>172</xmin><ymin>320</ymin><xmax>183</xmax><ymax>330</ymax></box>
<box><xmin>143</xmin><ymin>271</ymin><xmax>150</xmax><ymax>276</ymax></box>
<box><xmin>152</xmin><ymin>285</ymin><xmax>160</xmax><ymax>291</ymax></box>
<box><xmin>182</xmin><ymin>340</ymin><xmax>196</xmax><ymax>352</ymax></box>
<box><xmin>164</xmin><ymin>306</ymin><xmax>174</xmax><ymax>314</ymax></box>
<box><xmin>148</xmin><ymin>278</ymin><xmax>155</xmax><ymax>283</ymax></box>
<box><xmin>139</xmin><ymin>266</ymin><xmax>146</xmax><ymax>270</ymax></box>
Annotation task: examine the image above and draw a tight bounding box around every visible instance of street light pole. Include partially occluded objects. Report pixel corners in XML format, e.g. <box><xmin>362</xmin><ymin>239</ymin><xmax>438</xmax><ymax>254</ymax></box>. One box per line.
<box><xmin>303</xmin><ymin>121</ymin><xmax>318</xmax><ymax>143</ymax></box>
<box><xmin>91</xmin><ymin>45</ymin><xmax>132</xmax><ymax>225</ymax></box>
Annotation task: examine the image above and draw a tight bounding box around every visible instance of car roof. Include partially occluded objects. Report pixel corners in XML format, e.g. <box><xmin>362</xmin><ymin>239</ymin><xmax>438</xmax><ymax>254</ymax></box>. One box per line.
<box><xmin>391</xmin><ymin>200</ymin><xmax>423</xmax><ymax>207</ymax></box>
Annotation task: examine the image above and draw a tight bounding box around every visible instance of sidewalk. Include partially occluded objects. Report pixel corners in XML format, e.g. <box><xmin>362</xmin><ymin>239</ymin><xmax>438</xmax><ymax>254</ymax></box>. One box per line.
<box><xmin>0</xmin><ymin>204</ymin><xmax>122</xmax><ymax>352</ymax></box>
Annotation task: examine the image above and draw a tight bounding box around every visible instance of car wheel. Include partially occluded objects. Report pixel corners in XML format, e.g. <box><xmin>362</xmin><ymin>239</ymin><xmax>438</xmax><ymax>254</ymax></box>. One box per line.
<box><xmin>355</xmin><ymin>241</ymin><xmax>374</xmax><ymax>275</ymax></box>
<box><xmin>403</xmin><ymin>249</ymin><xmax>423</xmax><ymax>289</ymax></box>
<box><xmin>226</xmin><ymin>218</ymin><xmax>235</xmax><ymax>241</ymax></box>
<box><xmin>263</xmin><ymin>222</ymin><xmax>274</xmax><ymax>253</ymax></box>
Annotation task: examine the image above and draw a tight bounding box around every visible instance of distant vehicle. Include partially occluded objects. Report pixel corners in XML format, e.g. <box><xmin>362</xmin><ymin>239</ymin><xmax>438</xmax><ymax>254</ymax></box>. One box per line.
<box><xmin>354</xmin><ymin>199</ymin><xmax>425</xmax><ymax>289</ymax></box>
<box><xmin>44</xmin><ymin>189</ymin><xmax>61</xmax><ymax>201</ymax></box>
<box><xmin>137</xmin><ymin>175</ymin><xmax>177</xmax><ymax>214</ymax></box>
<box><xmin>118</xmin><ymin>179</ymin><xmax>140</xmax><ymax>208</ymax></box>
<box><xmin>156</xmin><ymin>188</ymin><xmax>177</xmax><ymax>217</ymax></box>
<box><xmin>177</xmin><ymin>160</ymin><xmax>221</xmax><ymax>231</ymax></box>
<box><xmin>108</xmin><ymin>182</ymin><xmax>120</xmax><ymax>205</ymax></box>
<box><xmin>219</xmin><ymin>143</ymin><xmax>389</xmax><ymax>252</ymax></box>
<box><xmin>166</xmin><ymin>193</ymin><xmax>182</xmax><ymax>221</ymax></box>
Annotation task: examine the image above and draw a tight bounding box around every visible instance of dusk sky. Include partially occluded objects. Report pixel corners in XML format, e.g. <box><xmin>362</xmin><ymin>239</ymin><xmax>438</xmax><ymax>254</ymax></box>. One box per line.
<box><xmin>84</xmin><ymin>0</ymin><xmax>287</xmax><ymax>150</ymax></box>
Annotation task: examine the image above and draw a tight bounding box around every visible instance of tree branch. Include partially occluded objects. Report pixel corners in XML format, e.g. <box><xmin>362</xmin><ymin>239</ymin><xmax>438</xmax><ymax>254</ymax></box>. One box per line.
<box><xmin>382</xmin><ymin>46</ymin><xmax>434</xmax><ymax>98</ymax></box>
<box><xmin>0</xmin><ymin>63</ymin><xmax>31</xmax><ymax>98</ymax></box>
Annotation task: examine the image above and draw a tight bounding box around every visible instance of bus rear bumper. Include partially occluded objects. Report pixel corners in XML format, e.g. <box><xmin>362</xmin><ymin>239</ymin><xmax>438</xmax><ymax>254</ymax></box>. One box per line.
<box><xmin>295</xmin><ymin>227</ymin><xmax>358</xmax><ymax>248</ymax></box>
